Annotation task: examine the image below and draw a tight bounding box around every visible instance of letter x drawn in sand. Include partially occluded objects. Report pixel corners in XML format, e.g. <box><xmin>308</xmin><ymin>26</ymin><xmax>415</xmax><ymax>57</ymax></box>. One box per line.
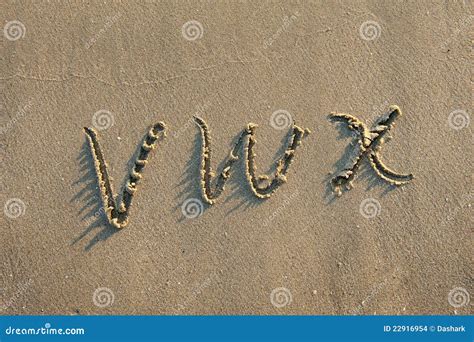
<box><xmin>329</xmin><ymin>105</ymin><xmax>414</xmax><ymax>196</ymax></box>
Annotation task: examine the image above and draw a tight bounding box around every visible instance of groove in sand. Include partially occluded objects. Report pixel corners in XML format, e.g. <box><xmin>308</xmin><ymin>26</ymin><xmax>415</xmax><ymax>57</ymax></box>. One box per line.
<box><xmin>193</xmin><ymin>116</ymin><xmax>310</xmax><ymax>204</ymax></box>
<box><xmin>329</xmin><ymin>105</ymin><xmax>414</xmax><ymax>196</ymax></box>
<box><xmin>84</xmin><ymin>122</ymin><xmax>167</xmax><ymax>229</ymax></box>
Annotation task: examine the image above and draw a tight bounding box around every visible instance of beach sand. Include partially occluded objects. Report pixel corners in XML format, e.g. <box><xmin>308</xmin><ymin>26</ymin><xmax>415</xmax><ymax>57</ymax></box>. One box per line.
<box><xmin>1</xmin><ymin>0</ymin><xmax>472</xmax><ymax>315</ymax></box>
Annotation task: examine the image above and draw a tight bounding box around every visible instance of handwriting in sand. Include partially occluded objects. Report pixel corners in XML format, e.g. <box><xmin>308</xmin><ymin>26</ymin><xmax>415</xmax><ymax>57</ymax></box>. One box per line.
<box><xmin>84</xmin><ymin>105</ymin><xmax>413</xmax><ymax>228</ymax></box>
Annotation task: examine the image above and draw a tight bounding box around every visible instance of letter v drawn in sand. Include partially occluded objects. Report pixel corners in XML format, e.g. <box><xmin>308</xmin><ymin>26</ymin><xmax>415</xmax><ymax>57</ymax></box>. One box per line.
<box><xmin>329</xmin><ymin>105</ymin><xmax>414</xmax><ymax>196</ymax></box>
<box><xmin>194</xmin><ymin>116</ymin><xmax>310</xmax><ymax>204</ymax></box>
<box><xmin>84</xmin><ymin>122</ymin><xmax>167</xmax><ymax>228</ymax></box>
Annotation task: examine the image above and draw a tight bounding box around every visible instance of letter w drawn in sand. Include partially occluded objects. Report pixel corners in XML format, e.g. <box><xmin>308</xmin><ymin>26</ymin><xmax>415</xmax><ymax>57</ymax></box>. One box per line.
<box><xmin>84</xmin><ymin>123</ymin><xmax>167</xmax><ymax>228</ymax></box>
<box><xmin>194</xmin><ymin>116</ymin><xmax>310</xmax><ymax>204</ymax></box>
<box><xmin>329</xmin><ymin>105</ymin><xmax>413</xmax><ymax>196</ymax></box>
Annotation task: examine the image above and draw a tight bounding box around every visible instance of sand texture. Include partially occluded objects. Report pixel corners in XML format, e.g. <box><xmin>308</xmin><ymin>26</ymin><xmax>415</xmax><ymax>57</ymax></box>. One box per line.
<box><xmin>1</xmin><ymin>0</ymin><xmax>472</xmax><ymax>315</ymax></box>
